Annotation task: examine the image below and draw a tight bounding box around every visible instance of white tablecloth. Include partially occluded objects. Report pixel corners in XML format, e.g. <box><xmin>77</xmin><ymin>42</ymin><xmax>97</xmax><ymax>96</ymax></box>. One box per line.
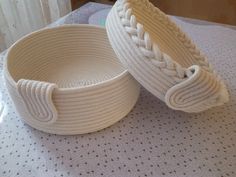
<box><xmin>0</xmin><ymin>3</ymin><xmax>235</xmax><ymax>177</ymax></box>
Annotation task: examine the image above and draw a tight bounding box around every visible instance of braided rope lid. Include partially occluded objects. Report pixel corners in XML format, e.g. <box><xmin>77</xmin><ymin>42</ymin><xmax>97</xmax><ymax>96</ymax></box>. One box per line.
<box><xmin>106</xmin><ymin>0</ymin><xmax>229</xmax><ymax>112</ymax></box>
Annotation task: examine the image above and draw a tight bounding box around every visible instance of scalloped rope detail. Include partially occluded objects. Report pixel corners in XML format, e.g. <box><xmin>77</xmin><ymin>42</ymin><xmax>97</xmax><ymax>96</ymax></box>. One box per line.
<box><xmin>17</xmin><ymin>79</ymin><xmax>58</xmax><ymax>124</ymax></box>
<box><xmin>116</xmin><ymin>0</ymin><xmax>213</xmax><ymax>82</ymax></box>
<box><xmin>165</xmin><ymin>65</ymin><xmax>229</xmax><ymax>112</ymax></box>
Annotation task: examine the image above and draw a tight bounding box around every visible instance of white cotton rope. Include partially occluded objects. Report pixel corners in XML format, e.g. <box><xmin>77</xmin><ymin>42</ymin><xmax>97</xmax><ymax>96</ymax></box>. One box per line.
<box><xmin>4</xmin><ymin>25</ymin><xmax>140</xmax><ymax>135</ymax></box>
<box><xmin>17</xmin><ymin>79</ymin><xmax>58</xmax><ymax>124</ymax></box>
<box><xmin>106</xmin><ymin>0</ymin><xmax>229</xmax><ymax>112</ymax></box>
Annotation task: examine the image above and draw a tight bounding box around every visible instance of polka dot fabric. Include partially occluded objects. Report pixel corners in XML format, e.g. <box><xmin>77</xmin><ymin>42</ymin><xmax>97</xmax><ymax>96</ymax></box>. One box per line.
<box><xmin>0</xmin><ymin>4</ymin><xmax>236</xmax><ymax>177</ymax></box>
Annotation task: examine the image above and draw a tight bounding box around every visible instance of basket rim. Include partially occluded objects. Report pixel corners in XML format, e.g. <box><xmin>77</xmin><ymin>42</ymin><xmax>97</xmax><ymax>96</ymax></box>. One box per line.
<box><xmin>4</xmin><ymin>24</ymin><xmax>129</xmax><ymax>93</ymax></box>
<box><xmin>112</xmin><ymin>0</ymin><xmax>214</xmax><ymax>81</ymax></box>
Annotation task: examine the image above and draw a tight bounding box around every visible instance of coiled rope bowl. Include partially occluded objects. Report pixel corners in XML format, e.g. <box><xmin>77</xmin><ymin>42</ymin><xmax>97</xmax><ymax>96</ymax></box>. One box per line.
<box><xmin>106</xmin><ymin>0</ymin><xmax>229</xmax><ymax>112</ymax></box>
<box><xmin>4</xmin><ymin>25</ymin><xmax>140</xmax><ymax>135</ymax></box>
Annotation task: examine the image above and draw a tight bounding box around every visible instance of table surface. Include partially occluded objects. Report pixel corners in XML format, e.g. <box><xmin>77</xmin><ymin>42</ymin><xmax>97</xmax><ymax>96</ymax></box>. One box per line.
<box><xmin>0</xmin><ymin>3</ymin><xmax>236</xmax><ymax>177</ymax></box>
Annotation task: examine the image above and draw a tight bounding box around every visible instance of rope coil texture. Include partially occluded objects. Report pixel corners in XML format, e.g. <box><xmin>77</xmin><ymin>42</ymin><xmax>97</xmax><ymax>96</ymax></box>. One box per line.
<box><xmin>5</xmin><ymin>25</ymin><xmax>140</xmax><ymax>134</ymax></box>
<box><xmin>17</xmin><ymin>79</ymin><xmax>58</xmax><ymax>124</ymax></box>
<box><xmin>106</xmin><ymin>0</ymin><xmax>229</xmax><ymax>112</ymax></box>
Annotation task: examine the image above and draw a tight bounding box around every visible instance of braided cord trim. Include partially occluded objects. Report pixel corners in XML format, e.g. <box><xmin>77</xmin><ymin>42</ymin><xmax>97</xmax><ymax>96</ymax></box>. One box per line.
<box><xmin>116</xmin><ymin>0</ymin><xmax>212</xmax><ymax>82</ymax></box>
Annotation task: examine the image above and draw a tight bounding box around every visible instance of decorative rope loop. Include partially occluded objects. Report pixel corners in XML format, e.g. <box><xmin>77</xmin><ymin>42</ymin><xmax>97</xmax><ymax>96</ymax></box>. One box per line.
<box><xmin>17</xmin><ymin>79</ymin><xmax>58</xmax><ymax>124</ymax></box>
<box><xmin>165</xmin><ymin>65</ymin><xmax>229</xmax><ymax>112</ymax></box>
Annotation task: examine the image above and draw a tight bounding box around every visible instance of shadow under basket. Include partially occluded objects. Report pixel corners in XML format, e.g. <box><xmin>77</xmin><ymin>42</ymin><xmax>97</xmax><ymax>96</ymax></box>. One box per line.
<box><xmin>4</xmin><ymin>25</ymin><xmax>140</xmax><ymax>135</ymax></box>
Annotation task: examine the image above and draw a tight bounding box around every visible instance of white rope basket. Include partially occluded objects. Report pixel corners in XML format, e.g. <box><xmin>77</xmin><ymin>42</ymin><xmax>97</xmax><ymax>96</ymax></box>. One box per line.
<box><xmin>106</xmin><ymin>0</ymin><xmax>229</xmax><ymax>112</ymax></box>
<box><xmin>4</xmin><ymin>25</ymin><xmax>140</xmax><ymax>135</ymax></box>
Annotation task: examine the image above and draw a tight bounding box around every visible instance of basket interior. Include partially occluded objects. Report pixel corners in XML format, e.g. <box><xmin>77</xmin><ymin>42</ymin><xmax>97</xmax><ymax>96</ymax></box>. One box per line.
<box><xmin>7</xmin><ymin>26</ymin><xmax>125</xmax><ymax>88</ymax></box>
<box><xmin>131</xmin><ymin>1</ymin><xmax>200</xmax><ymax>68</ymax></box>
